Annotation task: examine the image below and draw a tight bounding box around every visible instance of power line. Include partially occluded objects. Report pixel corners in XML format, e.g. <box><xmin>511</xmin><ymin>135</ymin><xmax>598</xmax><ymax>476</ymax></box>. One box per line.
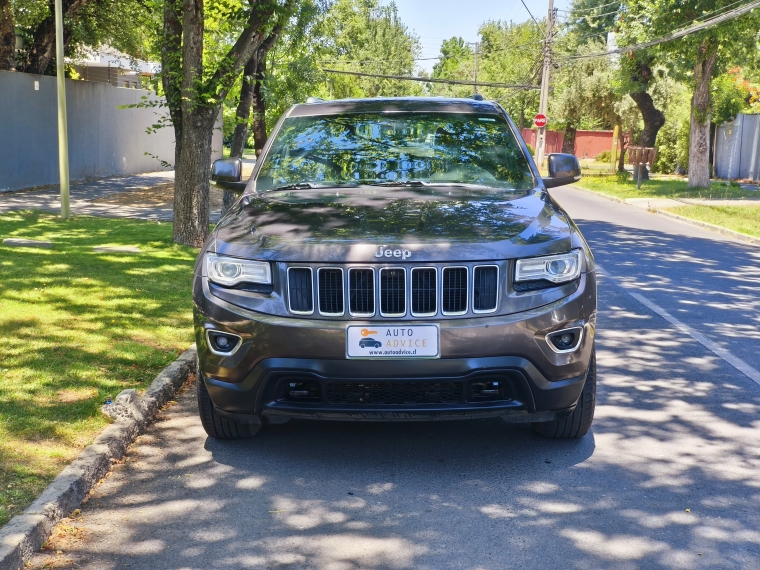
<box><xmin>320</xmin><ymin>68</ymin><xmax>541</xmax><ymax>90</ymax></box>
<box><xmin>564</xmin><ymin>0</ymin><xmax>760</xmax><ymax>60</ymax></box>
<box><xmin>519</xmin><ymin>0</ymin><xmax>543</xmax><ymax>32</ymax></box>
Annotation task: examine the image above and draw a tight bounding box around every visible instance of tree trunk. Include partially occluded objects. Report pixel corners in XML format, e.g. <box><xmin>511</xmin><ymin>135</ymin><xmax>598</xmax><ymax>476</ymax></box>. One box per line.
<box><xmin>688</xmin><ymin>44</ymin><xmax>718</xmax><ymax>189</ymax></box>
<box><xmin>173</xmin><ymin>108</ymin><xmax>217</xmax><ymax>247</ymax></box>
<box><xmin>173</xmin><ymin>0</ymin><xmax>211</xmax><ymax>247</ymax></box>
<box><xmin>251</xmin><ymin>55</ymin><xmax>268</xmax><ymax>153</ymax></box>
<box><xmin>562</xmin><ymin>126</ymin><xmax>576</xmax><ymax>155</ymax></box>
<box><xmin>627</xmin><ymin>60</ymin><xmax>665</xmax><ymax>182</ymax></box>
<box><xmin>222</xmin><ymin>56</ymin><xmax>258</xmax><ymax>215</ymax></box>
<box><xmin>229</xmin><ymin>56</ymin><xmax>258</xmax><ymax>158</ymax></box>
<box><xmin>0</xmin><ymin>0</ymin><xmax>15</xmax><ymax>71</ymax></box>
<box><xmin>21</xmin><ymin>0</ymin><xmax>86</xmax><ymax>74</ymax></box>
<box><xmin>618</xmin><ymin>138</ymin><xmax>626</xmax><ymax>173</ymax></box>
<box><xmin>224</xmin><ymin>27</ymin><xmax>280</xmax><ymax>215</ymax></box>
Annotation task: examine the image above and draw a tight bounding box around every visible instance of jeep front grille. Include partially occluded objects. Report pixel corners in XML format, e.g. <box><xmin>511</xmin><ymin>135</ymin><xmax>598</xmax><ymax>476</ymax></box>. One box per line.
<box><xmin>473</xmin><ymin>265</ymin><xmax>499</xmax><ymax>312</ymax></box>
<box><xmin>442</xmin><ymin>267</ymin><xmax>468</xmax><ymax>315</ymax></box>
<box><xmin>287</xmin><ymin>263</ymin><xmax>503</xmax><ymax>318</ymax></box>
<box><xmin>379</xmin><ymin>268</ymin><xmax>406</xmax><ymax>317</ymax></box>
<box><xmin>318</xmin><ymin>268</ymin><xmax>344</xmax><ymax>315</ymax></box>
<box><xmin>287</xmin><ymin>267</ymin><xmax>313</xmax><ymax>314</ymax></box>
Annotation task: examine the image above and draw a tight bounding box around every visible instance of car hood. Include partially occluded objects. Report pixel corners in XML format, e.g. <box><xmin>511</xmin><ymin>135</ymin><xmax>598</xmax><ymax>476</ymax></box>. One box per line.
<box><xmin>212</xmin><ymin>187</ymin><xmax>573</xmax><ymax>262</ymax></box>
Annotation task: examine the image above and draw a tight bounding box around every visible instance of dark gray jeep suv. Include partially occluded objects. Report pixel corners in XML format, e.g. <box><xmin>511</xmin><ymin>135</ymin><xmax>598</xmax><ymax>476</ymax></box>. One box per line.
<box><xmin>194</xmin><ymin>97</ymin><xmax>597</xmax><ymax>440</ymax></box>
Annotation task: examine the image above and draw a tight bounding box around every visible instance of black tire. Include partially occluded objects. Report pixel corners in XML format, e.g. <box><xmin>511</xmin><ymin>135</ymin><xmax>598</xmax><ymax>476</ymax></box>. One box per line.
<box><xmin>531</xmin><ymin>349</ymin><xmax>596</xmax><ymax>439</ymax></box>
<box><xmin>197</xmin><ymin>372</ymin><xmax>261</xmax><ymax>440</ymax></box>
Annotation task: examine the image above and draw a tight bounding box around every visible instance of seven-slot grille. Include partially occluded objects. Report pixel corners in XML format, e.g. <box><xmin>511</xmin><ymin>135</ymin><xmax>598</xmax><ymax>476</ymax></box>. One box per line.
<box><xmin>292</xmin><ymin>265</ymin><xmax>502</xmax><ymax>318</ymax></box>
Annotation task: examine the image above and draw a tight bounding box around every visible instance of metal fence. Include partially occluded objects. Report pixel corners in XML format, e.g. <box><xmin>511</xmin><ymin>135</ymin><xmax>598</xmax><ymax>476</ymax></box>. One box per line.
<box><xmin>715</xmin><ymin>114</ymin><xmax>760</xmax><ymax>182</ymax></box>
<box><xmin>0</xmin><ymin>71</ymin><xmax>222</xmax><ymax>192</ymax></box>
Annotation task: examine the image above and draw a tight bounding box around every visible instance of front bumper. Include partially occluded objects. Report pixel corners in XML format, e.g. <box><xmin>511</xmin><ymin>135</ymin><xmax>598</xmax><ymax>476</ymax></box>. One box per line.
<box><xmin>194</xmin><ymin>271</ymin><xmax>596</xmax><ymax>422</ymax></box>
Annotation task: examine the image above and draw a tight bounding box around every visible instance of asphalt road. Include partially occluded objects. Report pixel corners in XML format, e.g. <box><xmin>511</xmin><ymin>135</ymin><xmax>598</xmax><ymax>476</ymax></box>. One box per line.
<box><xmin>30</xmin><ymin>186</ymin><xmax>760</xmax><ymax>570</ymax></box>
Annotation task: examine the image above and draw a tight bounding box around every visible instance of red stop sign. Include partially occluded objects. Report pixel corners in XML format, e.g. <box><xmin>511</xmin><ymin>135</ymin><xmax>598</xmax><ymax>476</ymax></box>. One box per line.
<box><xmin>534</xmin><ymin>114</ymin><xmax>547</xmax><ymax>128</ymax></box>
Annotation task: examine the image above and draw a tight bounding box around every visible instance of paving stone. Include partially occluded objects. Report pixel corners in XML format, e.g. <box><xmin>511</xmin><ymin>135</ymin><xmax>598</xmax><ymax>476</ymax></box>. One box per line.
<box><xmin>93</xmin><ymin>245</ymin><xmax>141</xmax><ymax>253</ymax></box>
<box><xmin>3</xmin><ymin>238</ymin><xmax>53</xmax><ymax>248</ymax></box>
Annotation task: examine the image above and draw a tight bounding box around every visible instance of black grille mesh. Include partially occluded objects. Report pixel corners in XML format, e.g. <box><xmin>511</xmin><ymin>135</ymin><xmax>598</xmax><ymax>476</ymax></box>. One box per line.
<box><xmin>380</xmin><ymin>269</ymin><xmax>406</xmax><ymax>315</ymax></box>
<box><xmin>318</xmin><ymin>269</ymin><xmax>344</xmax><ymax>314</ymax></box>
<box><xmin>411</xmin><ymin>268</ymin><xmax>437</xmax><ymax>315</ymax></box>
<box><xmin>288</xmin><ymin>268</ymin><xmax>313</xmax><ymax>313</ymax></box>
<box><xmin>442</xmin><ymin>267</ymin><xmax>468</xmax><ymax>314</ymax></box>
<box><xmin>474</xmin><ymin>266</ymin><xmax>498</xmax><ymax>311</ymax></box>
<box><xmin>349</xmin><ymin>269</ymin><xmax>375</xmax><ymax>315</ymax></box>
<box><xmin>326</xmin><ymin>381</ymin><xmax>463</xmax><ymax>405</ymax></box>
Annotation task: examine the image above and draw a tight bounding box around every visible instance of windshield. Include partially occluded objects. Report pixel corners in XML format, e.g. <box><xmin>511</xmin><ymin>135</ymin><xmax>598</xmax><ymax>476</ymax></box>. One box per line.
<box><xmin>255</xmin><ymin>112</ymin><xmax>535</xmax><ymax>192</ymax></box>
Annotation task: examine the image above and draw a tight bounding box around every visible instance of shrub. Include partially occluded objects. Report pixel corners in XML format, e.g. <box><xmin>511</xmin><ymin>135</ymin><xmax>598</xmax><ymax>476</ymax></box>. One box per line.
<box><xmin>596</xmin><ymin>150</ymin><xmax>612</xmax><ymax>163</ymax></box>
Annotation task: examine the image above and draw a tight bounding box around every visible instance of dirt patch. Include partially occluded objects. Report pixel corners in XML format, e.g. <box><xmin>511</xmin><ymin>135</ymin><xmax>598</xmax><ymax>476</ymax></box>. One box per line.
<box><xmin>89</xmin><ymin>184</ymin><xmax>225</xmax><ymax>210</ymax></box>
<box><xmin>56</xmin><ymin>388</ymin><xmax>98</xmax><ymax>403</ymax></box>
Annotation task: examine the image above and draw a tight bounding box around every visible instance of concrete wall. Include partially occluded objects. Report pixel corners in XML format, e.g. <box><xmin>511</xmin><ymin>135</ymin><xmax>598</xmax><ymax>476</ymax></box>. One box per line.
<box><xmin>0</xmin><ymin>71</ymin><xmax>223</xmax><ymax>192</ymax></box>
<box><xmin>715</xmin><ymin>114</ymin><xmax>760</xmax><ymax>182</ymax></box>
<box><xmin>520</xmin><ymin>128</ymin><xmax>616</xmax><ymax>159</ymax></box>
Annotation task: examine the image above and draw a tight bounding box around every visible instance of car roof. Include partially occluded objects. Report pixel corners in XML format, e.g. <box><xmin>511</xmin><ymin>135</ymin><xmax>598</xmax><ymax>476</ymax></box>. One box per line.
<box><xmin>287</xmin><ymin>96</ymin><xmax>503</xmax><ymax>117</ymax></box>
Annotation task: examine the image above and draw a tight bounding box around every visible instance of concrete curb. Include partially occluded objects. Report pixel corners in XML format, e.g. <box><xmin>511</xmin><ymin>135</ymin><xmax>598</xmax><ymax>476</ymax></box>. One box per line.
<box><xmin>568</xmin><ymin>185</ymin><xmax>759</xmax><ymax>248</ymax></box>
<box><xmin>0</xmin><ymin>346</ymin><xmax>197</xmax><ymax>570</ymax></box>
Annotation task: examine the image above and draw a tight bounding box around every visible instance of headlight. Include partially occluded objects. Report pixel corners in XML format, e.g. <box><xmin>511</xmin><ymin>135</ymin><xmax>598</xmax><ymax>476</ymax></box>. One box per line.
<box><xmin>206</xmin><ymin>254</ymin><xmax>271</xmax><ymax>287</ymax></box>
<box><xmin>515</xmin><ymin>250</ymin><xmax>582</xmax><ymax>284</ymax></box>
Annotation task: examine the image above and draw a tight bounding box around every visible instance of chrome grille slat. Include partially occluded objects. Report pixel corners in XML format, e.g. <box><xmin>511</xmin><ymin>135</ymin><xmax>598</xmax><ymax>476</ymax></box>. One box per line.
<box><xmin>473</xmin><ymin>265</ymin><xmax>499</xmax><ymax>313</ymax></box>
<box><xmin>442</xmin><ymin>267</ymin><xmax>468</xmax><ymax>315</ymax></box>
<box><xmin>318</xmin><ymin>268</ymin><xmax>344</xmax><ymax>316</ymax></box>
<box><xmin>287</xmin><ymin>267</ymin><xmax>314</xmax><ymax>315</ymax></box>
<box><xmin>379</xmin><ymin>268</ymin><xmax>406</xmax><ymax>317</ymax></box>
<box><xmin>349</xmin><ymin>268</ymin><xmax>375</xmax><ymax>316</ymax></box>
<box><xmin>411</xmin><ymin>267</ymin><xmax>437</xmax><ymax>316</ymax></box>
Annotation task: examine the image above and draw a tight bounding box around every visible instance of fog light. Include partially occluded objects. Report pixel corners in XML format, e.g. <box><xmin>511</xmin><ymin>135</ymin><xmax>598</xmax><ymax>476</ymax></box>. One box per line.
<box><xmin>206</xmin><ymin>331</ymin><xmax>242</xmax><ymax>355</ymax></box>
<box><xmin>546</xmin><ymin>328</ymin><xmax>583</xmax><ymax>353</ymax></box>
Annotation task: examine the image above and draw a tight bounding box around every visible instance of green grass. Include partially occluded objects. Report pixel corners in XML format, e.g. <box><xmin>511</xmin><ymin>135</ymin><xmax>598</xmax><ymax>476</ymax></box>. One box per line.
<box><xmin>665</xmin><ymin>205</ymin><xmax>760</xmax><ymax>238</ymax></box>
<box><xmin>0</xmin><ymin>212</ymin><xmax>198</xmax><ymax>526</ymax></box>
<box><xmin>574</xmin><ymin>175</ymin><xmax>760</xmax><ymax>201</ymax></box>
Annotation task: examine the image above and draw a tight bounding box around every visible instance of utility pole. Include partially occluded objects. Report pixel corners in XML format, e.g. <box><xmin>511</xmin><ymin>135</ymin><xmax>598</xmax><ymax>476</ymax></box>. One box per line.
<box><xmin>54</xmin><ymin>0</ymin><xmax>70</xmax><ymax>219</ymax></box>
<box><xmin>535</xmin><ymin>0</ymin><xmax>555</xmax><ymax>168</ymax></box>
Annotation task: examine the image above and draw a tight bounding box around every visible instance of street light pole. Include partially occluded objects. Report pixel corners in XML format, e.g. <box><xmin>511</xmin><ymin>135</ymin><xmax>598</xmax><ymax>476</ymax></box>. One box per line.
<box><xmin>54</xmin><ymin>0</ymin><xmax>70</xmax><ymax>219</ymax></box>
<box><xmin>535</xmin><ymin>0</ymin><xmax>555</xmax><ymax>168</ymax></box>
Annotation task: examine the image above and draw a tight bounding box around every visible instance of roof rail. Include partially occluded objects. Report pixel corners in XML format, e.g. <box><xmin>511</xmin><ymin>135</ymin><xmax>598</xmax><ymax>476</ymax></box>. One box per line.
<box><xmin>305</xmin><ymin>96</ymin><xmax>326</xmax><ymax>104</ymax></box>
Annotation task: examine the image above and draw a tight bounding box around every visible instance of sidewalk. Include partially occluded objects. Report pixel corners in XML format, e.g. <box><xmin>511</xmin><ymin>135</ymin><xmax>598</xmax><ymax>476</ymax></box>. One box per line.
<box><xmin>0</xmin><ymin>171</ymin><xmax>226</xmax><ymax>223</ymax></box>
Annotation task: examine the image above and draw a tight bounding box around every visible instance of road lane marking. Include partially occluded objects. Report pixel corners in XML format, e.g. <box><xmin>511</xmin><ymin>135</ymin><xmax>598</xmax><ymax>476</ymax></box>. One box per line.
<box><xmin>597</xmin><ymin>266</ymin><xmax>760</xmax><ymax>388</ymax></box>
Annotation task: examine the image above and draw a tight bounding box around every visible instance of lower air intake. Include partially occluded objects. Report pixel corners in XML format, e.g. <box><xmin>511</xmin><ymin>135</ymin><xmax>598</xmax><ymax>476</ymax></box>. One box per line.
<box><xmin>326</xmin><ymin>381</ymin><xmax>463</xmax><ymax>405</ymax></box>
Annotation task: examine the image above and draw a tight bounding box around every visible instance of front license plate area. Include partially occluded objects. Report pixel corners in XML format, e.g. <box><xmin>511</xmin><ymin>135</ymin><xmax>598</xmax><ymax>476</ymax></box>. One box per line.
<box><xmin>346</xmin><ymin>325</ymin><xmax>440</xmax><ymax>359</ymax></box>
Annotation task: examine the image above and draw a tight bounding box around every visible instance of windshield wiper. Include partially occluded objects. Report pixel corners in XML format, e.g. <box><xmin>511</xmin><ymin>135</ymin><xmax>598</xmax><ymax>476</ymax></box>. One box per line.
<box><xmin>269</xmin><ymin>182</ymin><xmax>359</xmax><ymax>191</ymax></box>
<box><xmin>366</xmin><ymin>181</ymin><xmax>428</xmax><ymax>187</ymax></box>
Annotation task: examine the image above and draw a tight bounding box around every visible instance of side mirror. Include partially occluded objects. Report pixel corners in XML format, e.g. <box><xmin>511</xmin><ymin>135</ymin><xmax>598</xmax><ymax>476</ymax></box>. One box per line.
<box><xmin>543</xmin><ymin>153</ymin><xmax>581</xmax><ymax>188</ymax></box>
<box><xmin>211</xmin><ymin>158</ymin><xmax>247</xmax><ymax>193</ymax></box>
